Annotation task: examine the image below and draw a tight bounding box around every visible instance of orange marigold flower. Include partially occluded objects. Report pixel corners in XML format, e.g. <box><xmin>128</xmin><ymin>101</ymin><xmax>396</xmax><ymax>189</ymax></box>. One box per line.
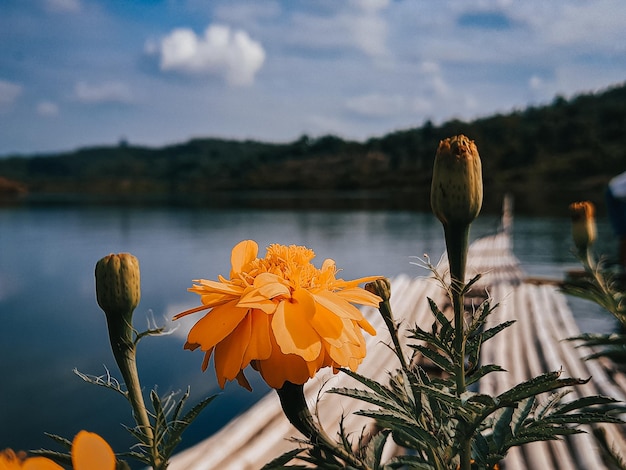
<box><xmin>175</xmin><ymin>240</ymin><xmax>382</xmax><ymax>389</ymax></box>
<box><xmin>0</xmin><ymin>431</ymin><xmax>115</xmax><ymax>470</ymax></box>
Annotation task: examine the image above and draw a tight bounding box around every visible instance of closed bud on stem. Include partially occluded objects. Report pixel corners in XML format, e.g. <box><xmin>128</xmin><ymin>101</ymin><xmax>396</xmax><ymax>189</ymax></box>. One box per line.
<box><xmin>569</xmin><ymin>201</ymin><xmax>597</xmax><ymax>254</ymax></box>
<box><xmin>95</xmin><ymin>253</ymin><xmax>154</xmax><ymax>456</ymax></box>
<box><xmin>365</xmin><ymin>278</ymin><xmax>391</xmax><ymax>303</ymax></box>
<box><xmin>431</xmin><ymin>135</ymin><xmax>483</xmax><ymax>227</ymax></box>
<box><xmin>95</xmin><ymin>253</ymin><xmax>141</xmax><ymax>323</ymax></box>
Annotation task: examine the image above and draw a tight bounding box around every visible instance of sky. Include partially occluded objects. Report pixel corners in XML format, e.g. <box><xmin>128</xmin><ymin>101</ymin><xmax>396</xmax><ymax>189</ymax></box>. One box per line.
<box><xmin>1</xmin><ymin>0</ymin><xmax>625</xmax><ymax>156</ymax></box>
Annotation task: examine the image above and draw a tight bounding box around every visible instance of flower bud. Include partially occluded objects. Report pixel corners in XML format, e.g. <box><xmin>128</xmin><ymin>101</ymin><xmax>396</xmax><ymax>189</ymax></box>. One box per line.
<box><xmin>95</xmin><ymin>253</ymin><xmax>141</xmax><ymax>320</ymax></box>
<box><xmin>569</xmin><ymin>201</ymin><xmax>596</xmax><ymax>252</ymax></box>
<box><xmin>430</xmin><ymin>135</ymin><xmax>483</xmax><ymax>227</ymax></box>
<box><xmin>365</xmin><ymin>278</ymin><xmax>391</xmax><ymax>303</ymax></box>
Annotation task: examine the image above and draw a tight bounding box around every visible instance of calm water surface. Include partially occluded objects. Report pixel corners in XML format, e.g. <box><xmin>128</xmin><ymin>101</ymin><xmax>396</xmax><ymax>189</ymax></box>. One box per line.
<box><xmin>0</xmin><ymin>206</ymin><xmax>618</xmax><ymax>462</ymax></box>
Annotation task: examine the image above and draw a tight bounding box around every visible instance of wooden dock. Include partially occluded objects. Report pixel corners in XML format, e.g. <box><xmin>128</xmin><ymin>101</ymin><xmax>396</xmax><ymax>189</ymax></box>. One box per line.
<box><xmin>168</xmin><ymin>228</ymin><xmax>626</xmax><ymax>470</ymax></box>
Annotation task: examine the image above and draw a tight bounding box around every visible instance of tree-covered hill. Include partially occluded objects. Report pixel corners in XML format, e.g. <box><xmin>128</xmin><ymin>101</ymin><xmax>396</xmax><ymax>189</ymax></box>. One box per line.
<box><xmin>1</xmin><ymin>81</ymin><xmax>625</xmax><ymax>215</ymax></box>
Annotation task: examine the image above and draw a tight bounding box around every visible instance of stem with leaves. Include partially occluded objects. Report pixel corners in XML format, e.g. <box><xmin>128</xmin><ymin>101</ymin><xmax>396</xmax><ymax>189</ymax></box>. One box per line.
<box><xmin>106</xmin><ymin>319</ymin><xmax>165</xmax><ymax>469</ymax></box>
<box><xmin>443</xmin><ymin>222</ymin><xmax>471</xmax><ymax>470</ymax></box>
<box><xmin>276</xmin><ymin>382</ymin><xmax>371</xmax><ymax>470</ymax></box>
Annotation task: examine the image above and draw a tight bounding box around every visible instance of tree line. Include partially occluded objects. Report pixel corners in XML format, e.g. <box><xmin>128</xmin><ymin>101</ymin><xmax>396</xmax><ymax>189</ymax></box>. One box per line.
<box><xmin>1</xmin><ymin>81</ymin><xmax>625</xmax><ymax>215</ymax></box>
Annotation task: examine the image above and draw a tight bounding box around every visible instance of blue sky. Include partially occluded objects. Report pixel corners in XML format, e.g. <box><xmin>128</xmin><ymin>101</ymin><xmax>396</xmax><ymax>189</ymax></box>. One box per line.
<box><xmin>1</xmin><ymin>0</ymin><xmax>625</xmax><ymax>156</ymax></box>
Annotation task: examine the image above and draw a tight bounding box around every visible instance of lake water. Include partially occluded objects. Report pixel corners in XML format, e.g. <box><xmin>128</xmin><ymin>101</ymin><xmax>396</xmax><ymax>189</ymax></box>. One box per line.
<box><xmin>0</xmin><ymin>205</ymin><xmax>618</xmax><ymax>463</ymax></box>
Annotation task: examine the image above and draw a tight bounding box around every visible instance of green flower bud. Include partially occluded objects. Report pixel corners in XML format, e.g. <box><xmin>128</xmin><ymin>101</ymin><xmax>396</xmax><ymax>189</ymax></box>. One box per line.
<box><xmin>430</xmin><ymin>135</ymin><xmax>483</xmax><ymax>227</ymax></box>
<box><xmin>95</xmin><ymin>253</ymin><xmax>141</xmax><ymax>321</ymax></box>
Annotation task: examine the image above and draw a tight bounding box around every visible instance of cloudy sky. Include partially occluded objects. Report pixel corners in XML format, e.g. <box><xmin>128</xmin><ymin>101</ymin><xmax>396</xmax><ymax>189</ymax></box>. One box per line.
<box><xmin>1</xmin><ymin>0</ymin><xmax>625</xmax><ymax>156</ymax></box>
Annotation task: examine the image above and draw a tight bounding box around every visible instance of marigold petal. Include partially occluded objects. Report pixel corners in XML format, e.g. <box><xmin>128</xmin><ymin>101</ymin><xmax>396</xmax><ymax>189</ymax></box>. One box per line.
<box><xmin>336</xmin><ymin>275</ymin><xmax>384</xmax><ymax>289</ymax></box>
<box><xmin>237</xmin><ymin>273</ymin><xmax>288</xmax><ymax>312</ymax></box>
<box><xmin>190</xmin><ymin>279</ymin><xmax>243</xmax><ymax>297</ymax></box>
<box><xmin>357</xmin><ymin>317</ymin><xmax>377</xmax><ymax>336</ymax></box>
<box><xmin>312</xmin><ymin>291</ymin><xmax>365</xmax><ymax>321</ymax></box>
<box><xmin>71</xmin><ymin>431</ymin><xmax>115</xmax><ymax>470</ymax></box>
<box><xmin>272</xmin><ymin>290</ymin><xmax>321</xmax><ymax>361</ymax></box>
<box><xmin>242</xmin><ymin>309</ymin><xmax>272</xmax><ymax>364</ymax></box>
<box><xmin>214</xmin><ymin>315</ymin><xmax>251</xmax><ymax>388</ymax></box>
<box><xmin>230</xmin><ymin>240</ymin><xmax>258</xmax><ymax>275</ymax></box>
<box><xmin>201</xmin><ymin>348</ymin><xmax>213</xmax><ymax>371</ymax></box>
<box><xmin>235</xmin><ymin>370</ymin><xmax>252</xmax><ymax>391</ymax></box>
<box><xmin>328</xmin><ymin>332</ymin><xmax>366</xmax><ymax>369</ymax></box>
<box><xmin>310</xmin><ymin>303</ymin><xmax>347</xmax><ymax>347</ymax></box>
<box><xmin>22</xmin><ymin>458</ymin><xmax>64</xmax><ymax>470</ymax></box>
<box><xmin>254</xmin><ymin>333</ymin><xmax>313</xmax><ymax>388</ymax></box>
<box><xmin>336</xmin><ymin>287</ymin><xmax>382</xmax><ymax>307</ymax></box>
<box><xmin>186</xmin><ymin>300</ymin><xmax>249</xmax><ymax>351</ymax></box>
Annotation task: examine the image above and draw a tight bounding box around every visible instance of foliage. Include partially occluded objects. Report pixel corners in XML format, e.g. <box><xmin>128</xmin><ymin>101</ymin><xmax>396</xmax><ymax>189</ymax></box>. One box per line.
<box><xmin>263</xmin><ymin>270</ymin><xmax>623</xmax><ymax>470</ymax></box>
<box><xmin>562</xmin><ymin>248</ymin><xmax>626</xmax><ymax>364</ymax></box>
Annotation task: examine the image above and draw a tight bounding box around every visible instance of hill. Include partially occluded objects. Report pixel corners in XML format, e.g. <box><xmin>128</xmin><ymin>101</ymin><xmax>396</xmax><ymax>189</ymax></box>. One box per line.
<box><xmin>1</xmin><ymin>82</ymin><xmax>625</xmax><ymax>216</ymax></box>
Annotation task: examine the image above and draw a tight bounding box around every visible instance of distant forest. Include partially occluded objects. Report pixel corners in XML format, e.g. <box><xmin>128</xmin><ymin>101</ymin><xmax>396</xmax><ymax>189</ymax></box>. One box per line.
<box><xmin>1</xmin><ymin>82</ymin><xmax>625</xmax><ymax>216</ymax></box>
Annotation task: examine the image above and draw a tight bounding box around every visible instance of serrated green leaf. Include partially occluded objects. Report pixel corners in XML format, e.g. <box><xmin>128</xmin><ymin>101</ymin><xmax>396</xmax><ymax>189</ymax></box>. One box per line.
<box><xmin>412</xmin><ymin>345</ymin><xmax>455</xmax><ymax>374</ymax></box>
<box><xmin>42</xmin><ymin>433</ymin><xmax>73</xmax><ymax>450</ymax></box>
<box><xmin>535</xmin><ymin>391</ymin><xmax>572</xmax><ymax>420</ymax></box>
<box><xmin>331</xmin><ymin>386</ymin><xmax>405</xmax><ymax>414</ymax></box>
<box><xmin>466</xmin><ymin>364</ymin><xmax>506</xmax><ymax>387</ymax></box>
<box><xmin>493</xmin><ymin>407</ymin><xmax>514</xmax><ymax>449</ymax></box>
<box><xmin>260</xmin><ymin>448</ymin><xmax>306</xmax><ymax>469</ymax></box>
<box><xmin>496</xmin><ymin>371</ymin><xmax>587</xmax><ymax>406</ymax></box>
<box><xmin>511</xmin><ymin>397</ymin><xmax>534</xmax><ymax>436</ymax></box>
<box><xmin>28</xmin><ymin>450</ymin><xmax>72</xmax><ymax>466</ymax></box>
<box><xmin>335</xmin><ymin>368</ymin><xmax>401</xmax><ymax>402</ymax></box>
<box><xmin>363</xmin><ymin>429</ymin><xmax>391</xmax><ymax>468</ymax></box>
<box><xmin>171</xmin><ymin>387</ymin><xmax>191</xmax><ymax>423</ymax></box>
<box><xmin>472</xmin><ymin>432</ymin><xmax>490</xmax><ymax>464</ymax></box>
<box><xmin>385</xmin><ymin>454</ymin><xmax>436</xmax><ymax>469</ymax></box>
<box><xmin>557</xmin><ymin>395</ymin><xmax>620</xmax><ymax>414</ymax></box>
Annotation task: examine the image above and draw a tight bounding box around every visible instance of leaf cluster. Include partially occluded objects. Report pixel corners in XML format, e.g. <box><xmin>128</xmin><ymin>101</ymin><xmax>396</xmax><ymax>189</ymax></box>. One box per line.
<box><xmin>266</xmin><ymin>283</ymin><xmax>623</xmax><ymax>469</ymax></box>
<box><xmin>562</xmin><ymin>250</ymin><xmax>626</xmax><ymax>364</ymax></box>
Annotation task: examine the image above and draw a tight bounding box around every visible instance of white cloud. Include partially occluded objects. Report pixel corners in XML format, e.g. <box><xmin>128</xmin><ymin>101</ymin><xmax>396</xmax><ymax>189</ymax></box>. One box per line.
<box><xmin>156</xmin><ymin>24</ymin><xmax>266</xmax><ymax>87</ymax></box>
<box><xmin>0</xmin><ymin>80</ymin><xmax>23</xmax><ymax>111</ymax></box>
<box><xmin>74</xmin><ymin>81</ymin><xmax>133</xmax><ymax>104</ymax></box>
<box><xmin>44</xmin><ymin>0</ymin><xmax>81</xmax><ymax>13</ymax></box>
<box><xmin>37</xmin><ymin>100</ymin><xmax>59</xmax><ymax>116</ymax></box>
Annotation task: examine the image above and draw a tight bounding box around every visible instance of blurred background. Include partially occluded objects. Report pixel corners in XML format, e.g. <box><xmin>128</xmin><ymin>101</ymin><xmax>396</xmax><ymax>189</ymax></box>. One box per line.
<box><xmin>1</xmin><ymin>0</ymin><xmax>625</xmax><ymax>466</ymax></box>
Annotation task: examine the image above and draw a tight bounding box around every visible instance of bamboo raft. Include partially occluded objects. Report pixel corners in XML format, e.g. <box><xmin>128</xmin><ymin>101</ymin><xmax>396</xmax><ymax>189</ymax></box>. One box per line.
<box><xmin>169</xmin><ymin>225</ymin><xmax>626</xmax><ymax>470</ymax></box>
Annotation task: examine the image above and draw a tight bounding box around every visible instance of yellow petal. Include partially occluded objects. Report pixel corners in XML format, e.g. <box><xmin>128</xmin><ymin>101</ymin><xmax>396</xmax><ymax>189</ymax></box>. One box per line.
<box><xmin>332</xmin><ymin>275</ymin><xmax>383</xmax><ymax>289</ymax></box>
<box><xmin>189</xmin><ymin>279</ymin><xmax>243</xmax><ymax>297</ymax></box>
<box><xmin>186</xmin><ymin>300</ymin><xmax>249</xmax><ymax>351</ymax></box>
<box><xmin>312</xmin><ymin>291</ymin><xmax>364</xmax><ymax>321</ymax></box>
<box><xmin>336</xmin><ymin>287</ymin><xmax>382</xmax><ymax>307</ymax></box>
<box><xmin>214</xmin><ymin>315</ymin><xmax>251</xmax><ymax>387</ymax></box>
<box><xmin>71</xmin><ymin>431</ymin><xmax>116</xmax><ymax>470</ymax></box>
<box><xmin>201</xmin><ymin>348</ymin><xmax>213</xmax><ymax>371</ymax></box>
<box><xmin>310</xmin><ymin>303</ymin><xmax>347</xmax><ymax>347</ymax></box>
<box><xmin>237</xmin><ymin>274</ymin><xmax>288</xmax><ymax>312</ymax></box>
<box><xmin>357</xmin><ymin>317</ymin><xmax>377</xmax><ymax>336</ymax></box>
<box><xmin>255</xmin><ymin>333</ymin><xmax>312</xmax><ymax>388</ymax></box>
<box><xmin>242</xmin><ymin>309</ymin><xmax>272</xmax><ymax>364</ymax></box>
<box><xmin>272</xmin><ymin>289</ymin><xmax>321</xmax><ymax>361</ymax></box>
<box><xmin>230</xmin><ymin>240</ymin><xmax>258</xmax><ymax>275</ymax></box>
<box><xmin>235</xmin><ymin>370</ymin><xmax>252</xmax><ymax>391</ymax></box>
<box><xmin>22</xmin><ymin>457</ymin><xmax>64</xmax><ymax>470</ymax></box>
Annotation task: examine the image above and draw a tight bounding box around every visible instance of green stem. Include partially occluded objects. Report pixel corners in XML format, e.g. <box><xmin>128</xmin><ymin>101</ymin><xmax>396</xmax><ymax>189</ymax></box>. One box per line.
<box><xmin>276</xmin><ymin>382</ymin><xmax>371</xmax><ymax>470</ymax></box>
<box><xmin>443</xmin><ymin>223</ymin><xmax>471</xmax><ymax>470</ymax></box>
<box><xmin>106</xmin><ymin>316</ymin><xmax>162</xmax><ymax>469</ymax></box>
<box><xmin>378</xmin><ymin>299</ymin><xmax>410</xmax><ymax>372</ymax></box>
